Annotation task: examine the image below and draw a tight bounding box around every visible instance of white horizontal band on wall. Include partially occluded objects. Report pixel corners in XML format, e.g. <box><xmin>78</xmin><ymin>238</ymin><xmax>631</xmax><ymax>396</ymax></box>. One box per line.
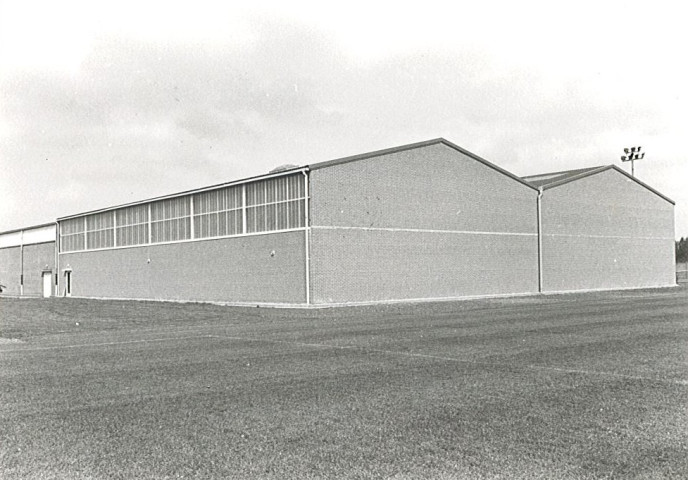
<box><xmin>544</xmin><ymin>233</ymin><xmax>674</xmax><ymax>241</ymax></box>
<box><xmin>0</xmin><ymin>225</ymin><xmax>56</xmax><ymax>248</ymax></box>
<box><xmin>311</xmin><ymin>225</ymin><xmax>537</xmax><ymax>236</ymax></box>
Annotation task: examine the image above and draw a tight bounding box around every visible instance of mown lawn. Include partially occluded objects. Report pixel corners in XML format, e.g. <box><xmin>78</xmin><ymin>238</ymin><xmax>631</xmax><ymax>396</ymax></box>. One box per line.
<box><xmin>1</xmin><ymin>288</ymin><xmax>687</xmax><ymax>479</ymax></box>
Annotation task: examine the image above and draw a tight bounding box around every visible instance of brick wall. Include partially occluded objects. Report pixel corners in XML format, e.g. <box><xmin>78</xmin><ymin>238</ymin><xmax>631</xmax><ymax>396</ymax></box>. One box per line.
<box><xmin>541</xmin><ymin>169</ymin><xmax>675</xmax><ymax>292</ymax></box>
<box><xmin>0</xmin><ymin>246</ymin><xmax>21</xmax><ymax>295</ymax></box>
<box><xmin>0</xmin><ymin>242</ymin><xmax>55</xmax><ymax>296</ymax></box>
<box><xmin>311</xmin><ymin>143</ymin><xmax>536</xmax><ymax>233</ymax></box>
<box><xmin>309</xmin><ymin>142</ymin><xmax>540</xmax><ymax>304</ymax></box>
<box><xmin>22</xmin><ymin>242</ymin><xmax>56</xmax><ymax>296</ymax></box>
<box><xmin>310</xmin><ymin>228</ymin><xmax>538</xmax><ymax>304</ymax></box>
<box><xmin>59</xmin><ymin>231</ymin><xmax>306</xmax><ymax>304</ymax></box>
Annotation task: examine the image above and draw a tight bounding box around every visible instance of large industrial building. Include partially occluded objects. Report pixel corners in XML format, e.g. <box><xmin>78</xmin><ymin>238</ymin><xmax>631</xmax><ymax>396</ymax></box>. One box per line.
<box><xmin>0</xmin><ymin>138</ymin><xmax>676</xmax><ymax>305</ymax></box>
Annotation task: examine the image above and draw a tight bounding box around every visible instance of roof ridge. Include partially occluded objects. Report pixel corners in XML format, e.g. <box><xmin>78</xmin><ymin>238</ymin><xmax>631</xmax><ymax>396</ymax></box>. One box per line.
<box><xmin>307</xmin><ymin>138</ymin><xmax>447</xmax><ymax>171</ymax></box>
<box><xmin>309</xmin><ymin>137</ymin><xmax>537</xmax><ymax>190</ymax></box>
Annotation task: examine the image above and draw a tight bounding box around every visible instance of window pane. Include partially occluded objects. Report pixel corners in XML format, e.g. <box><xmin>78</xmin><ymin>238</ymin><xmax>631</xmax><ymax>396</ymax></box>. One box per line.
<box><xmin>86</xmin><ymin>211</ymin><xmax>114</xmax><ymax>231</ymax></box>
<box><xmin>151</xmin><ymin>222</ymin><xmax>162</xmax><ymax>243</ymax></box>
<box><xmin>228</xmin><ymin>210</ymin><xmax>242</xmax><ymax>235</ymax></box>
<box><xmin>117</xmin><ymin>224</ymin><xmax>148</xmax><ymax>246</ymax></box>
<box><xmin>246</xmin><ymin>206</ymin><xmax>263</xmax><ymax>233</ymax></box>
<box><xmin>208</xmin><ymin>213</ymin><xmax>219</xmax><ymax>238</ymax></box>
<box><xmin>61</xmin><ymin>233</ymin><xmax>85</xmax><ymax>252</ymax></box>
<box><xmin>151</xmin><ymin>196</ymin><xmax>190</xmax><ymax>221</ymax></box>
<box><xmin>227</xmin><ymin>186</ymin><xmax>241</xmax><ymax>209</ymax></box>
<box><xmin>287</xmin><ymin>199</ymin><xmax>305</xmax><ymax>228</ymax></box>
<box><xmin>87</xmin><ymin>229</ymin><xmax>113</xmax><ymax>249</ymax></box>
<box><xmin>61</xmin><ymin>218</ymin><xmax>84</xmax><ymax>235</ymax></box>
<box><xmin>114</xmin><ymin>204</ymin><xmax>149</xmax><ymax>247</ymax></box>
<box><xmin>246</xmin><ymin>182</ymin><xmax>260</xmax><ymax>206</ymax></box>
<box><xmin>265</xmin><ymin>178</ymin><xmax>276</xmax><ymax>203</ymax></box>
<box><xmin>275</xmin><ymin>202</ymin><xmax>288</xmax><ymax>230</ymax></box>
<box><xmin>287</xmin><ymin>174</ymin><xmax>304</xmax><ymax>199</ymax></box>
<box><xmin>218</xmin><ymin>211</ymin><xmax>228</xmax><ymax>237</ymax></box>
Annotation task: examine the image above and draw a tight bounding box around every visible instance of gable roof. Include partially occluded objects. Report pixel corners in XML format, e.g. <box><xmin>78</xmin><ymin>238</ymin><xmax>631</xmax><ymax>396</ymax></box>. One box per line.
<box><xmin>308</xmin><ymin>138</ymin><xmax>538</xmax><ymax>191</ymax></box>
<box><xmin>59</xmin><ymin>138</ymin><xmax>537</xmax><ymax>221</ymax></box>
<box><xmin>522</xmin><ymin>165</ymin><xmax>675</xmax><ymax>205</ymax></box>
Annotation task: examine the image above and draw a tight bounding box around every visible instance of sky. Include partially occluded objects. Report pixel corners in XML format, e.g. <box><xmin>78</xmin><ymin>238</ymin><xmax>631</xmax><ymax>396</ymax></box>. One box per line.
<box><xmin>1</xmin><ymin>0</ymin><xmax>686</xmax><ymax>239</ymax></box>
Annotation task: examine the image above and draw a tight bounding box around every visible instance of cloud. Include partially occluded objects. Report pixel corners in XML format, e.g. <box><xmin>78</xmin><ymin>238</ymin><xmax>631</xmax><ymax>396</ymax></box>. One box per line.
<box><xmin>0</xmin><ymin>13</ymin><xmax>686</xmax><ymax>236</ymax></box>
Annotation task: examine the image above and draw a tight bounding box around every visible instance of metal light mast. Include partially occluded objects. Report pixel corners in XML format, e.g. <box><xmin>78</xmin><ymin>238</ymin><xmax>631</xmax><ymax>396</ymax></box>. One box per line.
<box><xmin>621</xmin><ymin>146</ymin><xmax>644</xmax><ymax>177</ymax></box>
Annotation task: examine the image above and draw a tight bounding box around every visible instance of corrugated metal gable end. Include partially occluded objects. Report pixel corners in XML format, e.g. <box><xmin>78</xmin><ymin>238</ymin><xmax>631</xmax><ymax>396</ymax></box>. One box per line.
<box><xmin>528</xmin><ymin>165</ymin><xmax>675</xmax><ymax>205</ymax></box>
<box><xmin>308</xmin><ymin>138</ymin><xmax>538</xmax><ymax>191</ymax></box>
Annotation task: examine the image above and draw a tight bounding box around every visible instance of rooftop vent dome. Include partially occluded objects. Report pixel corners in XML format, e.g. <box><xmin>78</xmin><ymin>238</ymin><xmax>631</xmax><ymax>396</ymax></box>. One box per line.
<box><xmin>269</xmin><ymin>164</ymin><xmax>300</xmax><ymax>174</ymax></box>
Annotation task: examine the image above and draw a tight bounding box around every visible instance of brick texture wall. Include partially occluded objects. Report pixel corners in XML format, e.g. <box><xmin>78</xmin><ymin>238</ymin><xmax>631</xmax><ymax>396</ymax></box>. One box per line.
<box><xmin>310</xmin><ymin>228</ymin><xmax>538</xmax><ymax>304</ymax></box>
<box><xmin>22</xmin><ymin>242</ymin><xmax>56</xmax><ymax>296</ymax></box>
<box><xmin>0</xmin><ymin>242</ymin><xmax>54</xmax><ymax>296</ymax></box>
<box><xmin>0</xmin><ymin>246</ymin><xmax>21</xmax><ymax>295</ymax></box>
<box><xmin>59</xmin><ymin>231</ymin><xmax>306</xmax><ymax>303</ymax></box>
<box><xmin>309</xmin><ymin>142</ymin><xmax>540</xmax><ymax>304</ymax></box>
<box><xmin>311</xmin><ymin>143</ymin><xmax>536</xmax><ymax>233</ymax></box>
<box><xmin>541</xmin><ymin>169</ymin><xmax>675</xmax><ymax>292</ymax></box>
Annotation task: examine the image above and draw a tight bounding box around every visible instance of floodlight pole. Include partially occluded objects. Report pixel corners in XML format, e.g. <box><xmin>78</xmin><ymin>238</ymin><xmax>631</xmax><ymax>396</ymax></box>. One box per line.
<box><xmin>621</xmin><ymin>146</ymin><xmax>645</xmax><ymax>177</ymax></box>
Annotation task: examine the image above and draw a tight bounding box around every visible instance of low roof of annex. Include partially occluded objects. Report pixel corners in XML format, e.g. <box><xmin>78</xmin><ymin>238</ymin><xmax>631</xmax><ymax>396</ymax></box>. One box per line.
<box><xmin>522</xmin><ymin>165</ymin><xmax>675</xmax><ymax>205</ymax></box>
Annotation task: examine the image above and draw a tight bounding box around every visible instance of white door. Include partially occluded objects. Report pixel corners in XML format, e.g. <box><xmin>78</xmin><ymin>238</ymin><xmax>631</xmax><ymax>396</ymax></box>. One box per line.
<box><xmin>42</xmin><ymin>272</ymin><xmax>52</xmax><ymax>297</ymax></box>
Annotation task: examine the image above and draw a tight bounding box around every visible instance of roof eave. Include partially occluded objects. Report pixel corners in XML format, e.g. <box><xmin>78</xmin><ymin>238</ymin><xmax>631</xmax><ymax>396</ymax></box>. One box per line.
<box><xmin>609</xmin><ymin>165</ymin><xmax>675</xmax><ymax>205</ymax></box>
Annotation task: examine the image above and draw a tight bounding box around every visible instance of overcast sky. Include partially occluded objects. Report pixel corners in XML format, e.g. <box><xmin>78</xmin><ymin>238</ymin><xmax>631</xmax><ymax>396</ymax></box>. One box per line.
<box><xmin>1</xmin><ymin>1</ymin><xmax>686</xmax><ymax>239</ymax></box>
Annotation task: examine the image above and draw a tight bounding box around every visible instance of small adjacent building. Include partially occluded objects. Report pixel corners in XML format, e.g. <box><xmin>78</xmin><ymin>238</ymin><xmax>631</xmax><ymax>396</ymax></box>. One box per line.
<box><xmin>0</xmin><ymin>223</ymin><xmax>56</xmax><ymax>297</ymax></box>
<box><xmin>523</xmin><ymin>166</ymin><xmax>676</xmax><ymax>293</ymax></box>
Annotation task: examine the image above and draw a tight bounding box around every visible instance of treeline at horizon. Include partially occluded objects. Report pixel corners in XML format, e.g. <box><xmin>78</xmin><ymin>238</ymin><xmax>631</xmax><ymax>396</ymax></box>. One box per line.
<box><xmin>677</xmin><ymin>238</ymin><xmax>688</xmax><ymax>263</ymax></box>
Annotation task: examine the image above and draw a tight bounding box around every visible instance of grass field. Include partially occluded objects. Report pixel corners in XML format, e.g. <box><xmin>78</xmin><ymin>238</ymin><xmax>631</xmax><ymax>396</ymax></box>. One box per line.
<box><xmin>1</xmin><ymin>287</ymin><xmax>687</xmax><ymax>479</ymax></box>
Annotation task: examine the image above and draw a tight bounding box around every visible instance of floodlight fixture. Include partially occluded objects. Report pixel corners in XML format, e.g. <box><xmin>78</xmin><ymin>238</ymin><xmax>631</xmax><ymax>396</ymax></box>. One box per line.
<box><xmin>621</xmin><ymin>146</ymin><xmax>645</xmax><ymax>177</ymax></box>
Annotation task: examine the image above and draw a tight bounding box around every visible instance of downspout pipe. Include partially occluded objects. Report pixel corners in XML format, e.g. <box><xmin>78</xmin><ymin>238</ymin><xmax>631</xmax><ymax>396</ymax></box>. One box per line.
<box><xmin>302</xmin><ymin>170</ymin><xmax>311</xmax><ymax>305</ymax></box>
<box><xmin>54</xmin><ymin>221</ymin><xmax>59</xmax><ymax>297</ymax></box>
<box><xmin>19</xmin><ymin>229</ymin><xmax>24</xmax><ymax>296</ymax></box>
<box><xmin>537</xmin><ymin>187</ymin><xmax>544</xmax><ymax>293</ymax></box>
